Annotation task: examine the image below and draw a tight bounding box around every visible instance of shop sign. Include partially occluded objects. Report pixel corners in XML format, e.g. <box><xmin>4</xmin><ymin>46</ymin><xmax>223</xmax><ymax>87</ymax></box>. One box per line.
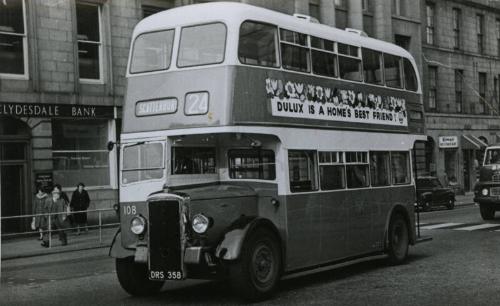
<box><xmin>266</xmin><ymin>78</ymin><xmax>408</xmax><ymax>127</ymax></box>
<box><xmin>439</xmin><ymin>136</ymin><xmax>458</xmax><ymax>148</ymax></box>
<box><xmin>0</xmin><ymin>102</ymin><xmax>114</xmax><ymax>119</ymax></box>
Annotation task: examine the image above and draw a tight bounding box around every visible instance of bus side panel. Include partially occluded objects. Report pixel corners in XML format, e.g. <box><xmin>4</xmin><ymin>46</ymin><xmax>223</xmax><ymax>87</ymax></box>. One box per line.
<box><xmin>231</xmin><ymin>66</ymin><xmax>423</xmax><ymax>134</ymax></box>
<box><xmin>284</xmin><ymin>186</ymin><xmax>415</xmax><ymax>272</ymax></box>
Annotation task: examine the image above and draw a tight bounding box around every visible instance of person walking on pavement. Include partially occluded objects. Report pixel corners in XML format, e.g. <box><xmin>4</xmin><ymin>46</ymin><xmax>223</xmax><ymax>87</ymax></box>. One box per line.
<box><xmin>31</xmin><ymin>183</ymin><xmax>47</xmax><ymax>240</ymax></box>
<box><xmin>70</xmin><ymin>182</ymin><xmax>90</xmax><ymax>235</ymax></box>
<box><xmin>41</xmin><ymin>188</ymin><xmax>68</xmax><ymax>247</ymax></box>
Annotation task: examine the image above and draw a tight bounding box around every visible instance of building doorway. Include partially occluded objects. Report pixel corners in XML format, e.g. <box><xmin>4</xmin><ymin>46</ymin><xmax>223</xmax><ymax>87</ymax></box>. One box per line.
<box><xmin>0</xmin><ymin>117</ymin><xmax>30</xmax><ymax>234</ymax></box>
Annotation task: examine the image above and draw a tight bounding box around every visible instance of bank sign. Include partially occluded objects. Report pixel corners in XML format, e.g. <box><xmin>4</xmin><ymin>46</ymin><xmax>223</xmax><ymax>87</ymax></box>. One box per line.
<box><xmin>266</xmin><ymin>78</ymin><xmax>408</xmax><ymax>127</ymax></box>
<box><xmin>0</xmin><ymin>102</ymin><xmax>114</xmax><ymax>119</ymax></box>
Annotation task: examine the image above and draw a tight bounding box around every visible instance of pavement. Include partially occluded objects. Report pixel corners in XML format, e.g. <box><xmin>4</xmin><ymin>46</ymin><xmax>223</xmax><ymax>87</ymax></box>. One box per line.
<box><xmin>0</xmin><ymin>192</ymin><xmax>475</xmax><ymax>261</ymax></box>
<box><xmin>1</xmin><ymin>226</ymin><xmax>118</xmax><ymax>260</ymax></box>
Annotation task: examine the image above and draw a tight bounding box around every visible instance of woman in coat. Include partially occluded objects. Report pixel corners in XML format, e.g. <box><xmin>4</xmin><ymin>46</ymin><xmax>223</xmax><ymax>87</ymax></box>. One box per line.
<box><xmin>70</xmin><ymin>182</ymin><xmax>90</xmax><ymax>235</ymax></box>
<box><xmin>31</xmin><ymin>183</ymin><xmax>47</xmax><ymax>240</ymax></box>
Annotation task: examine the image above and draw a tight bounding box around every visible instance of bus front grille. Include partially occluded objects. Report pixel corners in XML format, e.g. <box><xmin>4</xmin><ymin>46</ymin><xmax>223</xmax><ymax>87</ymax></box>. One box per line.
<box><xmin>148</xmin><ymin>200</ymin><xmax>183</xmax><ymax>275</ymax></box>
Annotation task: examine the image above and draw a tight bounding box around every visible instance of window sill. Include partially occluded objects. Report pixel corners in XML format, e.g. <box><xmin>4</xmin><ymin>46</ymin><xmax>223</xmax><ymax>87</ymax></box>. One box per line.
<box><xmin>0</xmin><ymin>73</ymin><xmax>29</xmax><ymax>80</ymax></box>
<box><xmin>80</xmin><ymin>78</ymin><xmax>104</xmax><ymax>85</ymax></box>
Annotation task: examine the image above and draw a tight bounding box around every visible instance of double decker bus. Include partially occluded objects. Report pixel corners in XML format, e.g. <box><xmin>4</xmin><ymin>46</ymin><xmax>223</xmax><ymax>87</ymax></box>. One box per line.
<box><xmin>109</xmin><ymin>2</ymin><xmax>426</xmax><ymax>301</ymax></box>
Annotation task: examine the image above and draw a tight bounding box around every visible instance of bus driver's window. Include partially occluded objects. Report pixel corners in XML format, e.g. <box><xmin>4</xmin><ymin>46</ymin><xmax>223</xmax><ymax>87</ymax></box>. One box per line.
<box><xmin>288</xmin><ymin>150</ymin><xmax>318</xmax><ymax>192</ymax></box>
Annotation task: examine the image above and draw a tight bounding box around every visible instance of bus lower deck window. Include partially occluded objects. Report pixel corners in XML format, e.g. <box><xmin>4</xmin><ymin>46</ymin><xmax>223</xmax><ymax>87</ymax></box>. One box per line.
<box><xmin>391</xmin><ymin>151</ymin><xmax>410</xmax><ymax>184</ymax></box>
<box><xmin>288</xmin><ymin>150</ymin><xmax>318</xmax><ymax>192</ymax></box>
<box><xmin>172</xmin><ymin>147</ymin><xmax>216</xmax><ymax>174</ymax></box>
<box><xmin>228</xmin><ymin>149</ymin><xmax>276</xmax><ymax>180</ymax></box>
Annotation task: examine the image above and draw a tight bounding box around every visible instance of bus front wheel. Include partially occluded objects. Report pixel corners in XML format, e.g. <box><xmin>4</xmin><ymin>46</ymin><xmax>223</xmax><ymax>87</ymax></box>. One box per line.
<box><xmin>228</xmin><ymin>228</ymin><xmax>281</xmax><ymax>301</ymax></box>
<box><xmin>480</xmin><ymin>204</ymin><xmax>495</xmax><ymax>220</ymax></box>
<box><xmin>387</xmin><ymin>214</ymin><xmax>409</xmax><ymax>265</ymax></box>
<box><xmin>116</xmin><ymin>257</ymin><xmax>164</xmax><ymax>296</ymax></box>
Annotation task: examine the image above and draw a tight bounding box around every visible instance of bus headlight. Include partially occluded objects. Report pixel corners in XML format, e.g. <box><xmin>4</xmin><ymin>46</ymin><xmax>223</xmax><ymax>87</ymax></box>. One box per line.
<box><xmin>482</xmin><ymin>188</ymin><xmax>489</xmax><ymax>196</ymax></box>
<box><xmin>192</xmin><ymin>214</ymin><xmax>210</xmax><ymax>234</ymax></box>
<box><xmin>130</xmin><ymin>216</ymin><xmax>146</xmax><ymax>235</ymax></box>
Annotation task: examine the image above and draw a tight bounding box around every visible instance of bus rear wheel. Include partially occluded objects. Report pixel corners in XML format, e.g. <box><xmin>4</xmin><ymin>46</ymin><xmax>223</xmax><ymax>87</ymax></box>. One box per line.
<box><xmin>116</xmin><ymin>257</ymin><xmax>164</xmax><ymax>296</ymax></box>
<box><xmin>228</xmin><ymin>228</ymin><xmax>281</xmax><ymax>302</ymax></box>
<box><xmin>387</xmin><ymin>214</ymin><xmax>409</xmax><ymax>265</ymax></box>
<box><xmin>480</xmin><ymin>204</ymin><xmax>495</xmax><ymax>220</ymax></box>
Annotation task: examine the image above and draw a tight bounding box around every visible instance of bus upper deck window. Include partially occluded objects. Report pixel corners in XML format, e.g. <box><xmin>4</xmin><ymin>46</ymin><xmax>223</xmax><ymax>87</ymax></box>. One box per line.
<box><xmin>338</xmin><ymin>43</ymin><xmax>362</xmax><ymax>82</ymax></box>
<box><xmin>384</xmin><ymin>53</ymin><xmax>402</xmax><ymax>89</ymax></box>
<box><xmin>362</xmin><ymin>48</ymin><xmax>382</xmax><ymax>85</ymax></box>
<box><xmin>403</xmin><ymin>58</ymin><xmax>418</xmax><ymax>92</ymax></box>
<box><xmin>311</xmin><ymin>36</ymin><xmax>337</xmax><ymax>78</ymax></box>
<box><xmin>178</xmin><ymin>23</ymin><xmax>226</xmax><ymax>68</ymax></box>
<box><xmin>280</xmin><ymin>29</ymin><xmax>310</xmax><ymax>73</ymax></box>
<box><xmin>130</xmin><ymin>30</ymin><xmax>174</xmax><ymax>74</ymax></box>
<box><xmin>238</xmin><ymin>21</ymin><xmax>279</xmax><ymax>67</ymax></box>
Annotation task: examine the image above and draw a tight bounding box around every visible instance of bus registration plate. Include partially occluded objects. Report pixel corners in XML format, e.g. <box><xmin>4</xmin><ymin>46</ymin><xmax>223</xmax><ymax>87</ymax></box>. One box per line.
<box><xmin>148</xmin><ymin>270</ymin><xmax>183</xmax><ymax>281</ymax></box>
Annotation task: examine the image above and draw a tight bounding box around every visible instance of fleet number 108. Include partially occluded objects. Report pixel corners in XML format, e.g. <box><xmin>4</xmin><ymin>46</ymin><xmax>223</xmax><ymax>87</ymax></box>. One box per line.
<box><xmin>123</xmin><ymin>205</ymin><xmax>136</xmax><ymax>215</ymax></box>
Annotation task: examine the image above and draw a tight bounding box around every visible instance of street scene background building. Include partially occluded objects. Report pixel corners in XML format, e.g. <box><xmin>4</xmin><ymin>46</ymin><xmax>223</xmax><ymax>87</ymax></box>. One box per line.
<box><xmin>1</xmin><ymin>0</ymin><xmax>500</xmax><ymax>233</ymax></box>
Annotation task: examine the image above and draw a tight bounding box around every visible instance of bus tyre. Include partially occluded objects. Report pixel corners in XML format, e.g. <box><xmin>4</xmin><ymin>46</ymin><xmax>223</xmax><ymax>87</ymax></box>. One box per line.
<box><xmin>480</xmin><ymin>204</ymin><xmax>495</xmax><ymax>220</ymax></box>
<box><xmin>422</xmin><ymin>201</ymin><xmax>431</xmax><ymax>212</ymax></box>
<box><xmin>387</xmin><ymin>214</ymin><xmax>409</xmax><ymax>265</ymax></box>
<box><xmin>446</xmin><ymin>200</ymin><xmax>455</xmax><ymax>210</ymax></box>
<box><xmin>228</xmin><ymin>228</ymin><xmax>281</xmax><ymax>302</ymax></box>
<box><xmin>116</xmin><ymin>257</ymin><xmax>164</xmax><ymax>296</ymax></box>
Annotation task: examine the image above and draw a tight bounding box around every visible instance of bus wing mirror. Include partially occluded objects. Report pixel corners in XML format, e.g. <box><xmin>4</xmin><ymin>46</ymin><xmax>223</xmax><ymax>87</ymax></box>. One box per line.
<box><xmin>107</xmin><ymin>141</ymin><xmax>119</xmax><ymax>151</ymax></box>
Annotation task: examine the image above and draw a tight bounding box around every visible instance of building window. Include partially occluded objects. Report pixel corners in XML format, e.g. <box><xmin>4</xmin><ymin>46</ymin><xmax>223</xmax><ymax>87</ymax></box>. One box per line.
<box><xmin>392</xmin><ymin>0</ymin><xmax>406</xmax><ymax>17</ymax></box>
<box><xmin>455</xmin><ymin>70</ymin><xmax>463</xmax><ymax>113</ymax></box>
<box><xmin>495</xmin><ymin>76</ymin><xmax>500</xmax><ymax>114</ymax></box>
<box><xmin>0</xmin><ymin>0</ymin><xmax>27</xmax><ymax>77</ymax></box>
<box><xmin>479</xmin><ymin>72</ymin><xmax>487</xmax><ymax>114</ymax></box>
<box><xmin>476</xmin><ymin>14</ymin><xmax>484</xmax><ymax>54</ymax></box>
<box><xmin>496</xmin><ymin>19</ymin><xmax>500</xmax><ymax>57</ymax></box>
<box><xmin>52</xmin><ymin>120</ymin><xmax>111</xmax><ymax>188</ymax></box>
<box><xmin>425</xmin><ymin>3</ymin><xmax>435</xmax><ymax>45</ymax></box>
<box><xmin>428</xmin><ymin>66</ymin><xmax>437</xmax><ymax>110</ymax></box>
<box><xmin>309</xmin><ymin>0</ymin><xmax>320</xmax><ymax>21</ymax></box>
<box><xmin>334</xmin><ymin>0</ymin><xmax>346</xmax><ymax>9</ymax></box>
<box><xmin>395</xmin><ymin>34</ymin><xmax>411</xmax><ymax>51</ymax></box>
<box><xmin>76</xmin><ymin>2</ymin><xmax>102</xmax><ymax>81</ymax></box>
<box><xmin>362</xmin><ymin>0</ymin><xmax>372</xmax><ymax>12</ymax></box>
<box><xmin>452</xmin><ymin>8</ymin><xmax>461</xmax><ymax>49</ymax></box>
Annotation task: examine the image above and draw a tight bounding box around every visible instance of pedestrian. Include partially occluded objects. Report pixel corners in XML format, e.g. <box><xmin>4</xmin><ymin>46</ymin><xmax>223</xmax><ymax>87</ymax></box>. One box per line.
<box><xmin>41</xmin><ymin>188</ymin><xmax>68</xmax><ymax>247</ymax></box>
<box><xmin>31</xmin><ymin>183</ymin><xmax>47</xmax><ymax>240</ymax></box>
<box><xmin>70</xmin><ymin>182</ymin><xmax>90</xmax><ymax>235</ymax></box>
<box><xmin>54</xmin><ymin>183</ymin><xmax>72</xmax><ymax>228</ymax></box>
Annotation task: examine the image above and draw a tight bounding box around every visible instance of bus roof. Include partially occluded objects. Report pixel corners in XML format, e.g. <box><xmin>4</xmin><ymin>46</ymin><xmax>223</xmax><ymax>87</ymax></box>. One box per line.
<box><xmin>133</xmin><ymin>2</ymin><xmax>415</xmax><ymax>61</ymax></box>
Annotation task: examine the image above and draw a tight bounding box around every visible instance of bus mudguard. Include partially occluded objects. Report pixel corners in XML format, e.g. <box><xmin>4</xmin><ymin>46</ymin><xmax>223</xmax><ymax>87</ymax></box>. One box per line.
<box><xmin>215</xmin><ymin>216</ymin><xmax>281</xmax><ymax>261</ymax></box>
<box><xmin>384</xmin><ymin>205</ymin><xmax>415</xmax><ymax>246</ymax></box>
<box><xmin>109</xmin><ymin>229</ymin><xmax>135</xmax><ymax>258</ymax></box>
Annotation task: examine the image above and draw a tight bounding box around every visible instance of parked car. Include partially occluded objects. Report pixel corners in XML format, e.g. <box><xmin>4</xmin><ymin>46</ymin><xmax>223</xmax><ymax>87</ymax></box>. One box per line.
<box><xmin>416</xmin><ymin>176</ymin><xmax>456</xmax><ymax>211</ymax></box>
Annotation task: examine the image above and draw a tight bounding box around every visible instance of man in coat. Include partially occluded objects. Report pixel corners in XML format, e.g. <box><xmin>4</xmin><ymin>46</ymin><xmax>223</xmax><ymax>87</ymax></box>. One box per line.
<box><xmin>41</xmin><ymin>188</ymin><xmax>68</xmax><ymax>247</ymax></box>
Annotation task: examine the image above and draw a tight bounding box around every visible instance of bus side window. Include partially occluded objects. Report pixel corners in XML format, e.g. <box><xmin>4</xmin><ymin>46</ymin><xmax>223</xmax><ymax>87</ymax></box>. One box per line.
<box><xmin>280</xmin><ymin>29</ymin><xmax>310</xmax><ymax>73</ymax></box>
<box><xmin>346</xmin><ymin>152</ymin><xmax>369</xmax><ymax>188</ymax></box>
<box><xmin>311</xmin><ymin>36</ymin><xmax>337</xmax><ymax>78</ymax></box>
<box><xmin>338</xmin><ymin>43</ymin><xmax>362</xmax><ymax>82</ymax></box>
<box><xmin>362</xmin><ymin>48</ymin><xmax>383</xmax><ymax>85</ymax></box>
<box><xmin>391</xmin><ymin>151</ymin><xmax>410</xmax><ymax>184</ymax></box>
<box><xmin>238</xmin><ymin>21</ymin><xmax>279</xmax><ymax>67</ymax></box>
<box><xmin>288</xmin><ymin>150</ymin><xmax>318</xmax><ymax>192</ymax></box>
<box><xmin>370</xmin><ymin>151</ymin><xmax>390</xmax><ymax>186</ymax></box>
<box><xmin>319</xmin><ymin>151</ymin><xmax>345</xmax><ymax>190</ymax></box>
<box><xmin>403</xmin><ymin>58</ymin><xmax>418</xmax><ymax>92</ymax></box>
<box><xmin>384</xmin><ymin>53</ymin><xmax>403</xmax><ymax>88</ymax></box>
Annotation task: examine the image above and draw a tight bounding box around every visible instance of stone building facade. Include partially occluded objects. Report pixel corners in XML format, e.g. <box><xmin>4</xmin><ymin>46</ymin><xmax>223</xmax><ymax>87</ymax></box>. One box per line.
<box><xmin>421</xmin><ymin>0</ymin><xmax>500</xmax><ymax>192</ymax></box>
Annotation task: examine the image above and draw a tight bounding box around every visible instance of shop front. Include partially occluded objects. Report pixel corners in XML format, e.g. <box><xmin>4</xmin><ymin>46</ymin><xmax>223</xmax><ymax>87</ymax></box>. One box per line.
<box><xmin>0</xmin><ymin>102</ymin><xmax>119</xmax><ymax>233</ymax></box>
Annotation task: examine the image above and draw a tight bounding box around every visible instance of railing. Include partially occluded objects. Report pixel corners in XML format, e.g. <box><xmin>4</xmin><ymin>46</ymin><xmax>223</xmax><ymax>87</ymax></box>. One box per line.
<box><xmin>1</xmin><ymin>208</ymin><xmax>119</xmax><ymax>248</ymax></box>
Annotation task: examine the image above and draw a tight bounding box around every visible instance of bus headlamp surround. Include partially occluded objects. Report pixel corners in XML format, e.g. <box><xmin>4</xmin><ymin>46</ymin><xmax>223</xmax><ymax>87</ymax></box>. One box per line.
<box><xmin>130</xmin><ymin>215</ymin><xmax>146</xmax><ymax>235</ymax></box>
<box><xmin>192</xmin><ymin>214</ymin><xmax>210</xmax><ymax>234</ymax></box>
<box><xmin>482</xmin><ymin>188</ymin><xmax>489</xmax><ymax>196</ymax></box>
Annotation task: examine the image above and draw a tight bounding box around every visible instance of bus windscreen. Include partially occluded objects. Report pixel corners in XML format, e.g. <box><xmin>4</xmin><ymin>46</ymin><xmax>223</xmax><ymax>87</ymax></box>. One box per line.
<box><xmin>130</xmin><ymin>30</ymin><xmax>174</xmax><ymax>74</ymax></box>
